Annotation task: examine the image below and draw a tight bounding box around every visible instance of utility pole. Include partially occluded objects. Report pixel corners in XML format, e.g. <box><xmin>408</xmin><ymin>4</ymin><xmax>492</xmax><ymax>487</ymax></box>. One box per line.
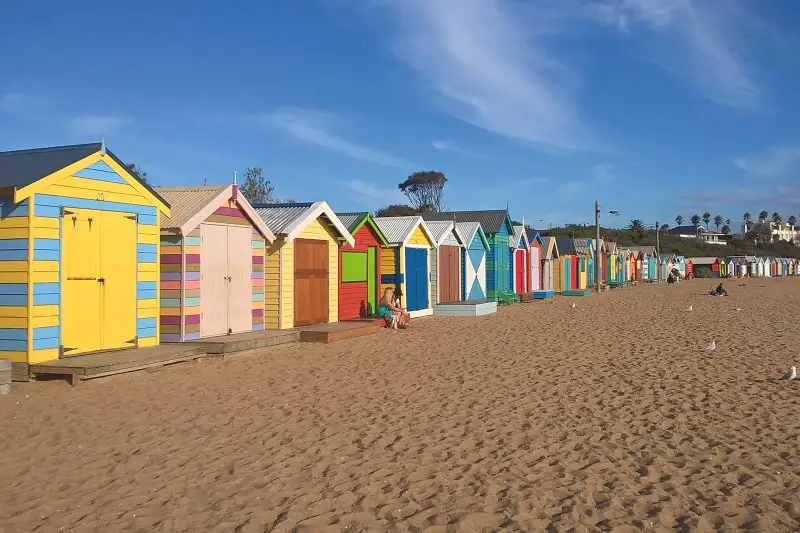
<box><xmin>595</xmin><ymin>201</ymin><xmax>601</xmax><ymax>293</ymax></box>
<box><xmin>655</xmin><ymin>221</ymin><xmax>660</xmax><ymax>281</ymax></box>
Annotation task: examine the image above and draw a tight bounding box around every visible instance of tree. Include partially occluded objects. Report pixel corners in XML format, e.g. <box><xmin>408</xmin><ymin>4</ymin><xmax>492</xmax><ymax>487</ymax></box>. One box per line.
<box><xmin>629</xmin><ymin>219</ymin><xmax>644</xmax><ymax>231</ymax></box>
<box><xmin>743</xmin><ymin>212</ymin><xmax>751</xmax><ymax>223</ymax></box>
<box><xmin>660</xmin><ymin>223</ymin><xmax>669</xmax><ymax>232</ymax></box>
<box><xmin>772</xmin><ymin>212</ymin><xmax>782</xmax><ymax>225</ymax></box>
<box><xmin>127</xmin><ymin>163</ymin><xmax>149</xmax><ymax>184</ymax></box>
<box><xmin>675</xmin><ymin>215</ymin><xmax>684</xmax><ymax>226</ymax></box>
<box><xmin>788</xmin><ymin>215</ymin><xmax>797</xmax><ymax>228</ymax></box>
<box><xmin>398</xmin><ymin>171</ymin><xmax>447</xmax><ymax>212</ymax></box>
<box><xmin>721</xmin><ymin>224</ymin><xmax>731</xmax><ymax>235</ymax></box>
<box><xmin>375</xmin><ymin>204</ymin><xmax>417</xmax><ymax>217</ymax></box>
<box><xmin>713</xmin><ymin>215</ymin><xmax>723</xmax><ymax>232</ymax></box>
<box><xmin>690</xmin><ymin>214</ymin><xmax>701</xmax><ymax>226</ymax></box>
<box><xmin>725</xmin><ymin>218</ymin><xmax>731</xmax><ymax>226</ymax></box>
<box><xmin>702</xmin><ymin>212</ymin><xmax>711</xmax><ymax>229</ymax></box>
<box><xmin>759</xmin><ymin>210</ymin><xmax>769</xmax><ymax>222</ymax></box>
<box><xmin>240</xmin><ymin>167</ymin><xmax>275</xmax><ymax>205</ymax></box>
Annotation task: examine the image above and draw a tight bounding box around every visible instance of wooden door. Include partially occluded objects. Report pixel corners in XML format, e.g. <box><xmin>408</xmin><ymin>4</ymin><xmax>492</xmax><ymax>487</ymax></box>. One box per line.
<box><xmin>514</xmin><ymin>249</ymin><xmax>526</xmax><ymax>295</ymax></box>
<box><xmin>294</xmin><ymin>239</ymin><xmax>329</xmax><ymax>326</ymax></box>
<box><xmin>404</xmin><ymin>247</ymin><xmax>429</xmax><ymax>311</ymax></box>
<box><xmin>227</xmin><ymin>226</ymin><xmax>253</xmax><ymax>334</ymax></box>
<box><xmin>61</xmin><ymin>208</ymin><xmax>102</xmax><ymax>355</ymax></box>
<box><xmin>438</xmin><ymin>245</ymin><xmax>460</xmax><ymax>303</ymax></box>
<box><xmin>367</xmin><ymin>246</ymin><xmax>377</xmax><ymax>315</ymax></box>
<box><xmin>200</xmin><ymin>224</ymin><xmax>229</xmax><ymax>337</ymax></box>
<box><xmin>99</xmin><ymin>211</ymin><xmax>137</xmax><ymax>350</ymax></box>
<box><xmin>530</xmin><ymin>246</ymin><xmax>541</xmax><ymax>290</ymax></box>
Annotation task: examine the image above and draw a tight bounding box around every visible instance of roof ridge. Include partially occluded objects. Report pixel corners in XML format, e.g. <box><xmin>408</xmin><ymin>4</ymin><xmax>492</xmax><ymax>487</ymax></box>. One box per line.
<box><xmin>0</xmin><ymin>142</ymin><xmax>102</xmax><ymax>157</ymax></box>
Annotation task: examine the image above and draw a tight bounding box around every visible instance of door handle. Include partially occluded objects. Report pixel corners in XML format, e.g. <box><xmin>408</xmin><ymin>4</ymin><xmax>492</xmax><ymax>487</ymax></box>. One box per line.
<box><xmin>98</xmin><ymin>277</ymin><xmax>105</xmax><ymax>284</ymax></box>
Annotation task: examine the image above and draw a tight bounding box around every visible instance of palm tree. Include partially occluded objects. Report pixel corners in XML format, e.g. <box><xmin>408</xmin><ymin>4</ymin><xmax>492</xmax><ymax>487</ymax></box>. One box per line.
<box><xmin>713</xmin><ymin>215</ymin><xmax>723</xmax><ymax>232</ymax></box>
<box><xmin>788</xmin><ymin>215</ymin><xmax>797</xmax><ymax>228</ymax></box>
<box><xmin>759</xmin><ymin>210</ymin><xmax>769</xmax><ymax>222</ymax></box>
<box><xmin>690</xmin><ymin>214</ymin><xmax>701</xmax><ymax>226</ymax></box>
<box><xmin>702</xmin><ymin>212</ymin><xmax>711</xmax><ymax>229</ymax></box>
<box><xmin>675</xmin><ymin>215</ymin><xmax>684</xmax><ymax>226</ymax></box>
<box><xmin>725</xmin><ymin>218</ymin><xmax>731</xmax><ymax>226</ymax></box>
<box><xmin>772</xmin><ymin>212</ymin><xmax>782</xmax><ymax>225</ymax></box>
<box><xmin>722</xmin><ymin>225</ymin><xmax>731</xmax><ymax>235</ymax></box>
<box><xmin>629</xmin><ymin>219</ymin><xmax>644</xmax><ymax>231</ymax></box>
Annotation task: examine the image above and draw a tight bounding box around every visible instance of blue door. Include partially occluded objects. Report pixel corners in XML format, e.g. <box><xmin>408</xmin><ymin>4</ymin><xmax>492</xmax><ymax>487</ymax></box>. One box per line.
<box><xmin>405</xmin><ymin>247</ymin><xmax>429</xmax><ymax>311</ymax></box>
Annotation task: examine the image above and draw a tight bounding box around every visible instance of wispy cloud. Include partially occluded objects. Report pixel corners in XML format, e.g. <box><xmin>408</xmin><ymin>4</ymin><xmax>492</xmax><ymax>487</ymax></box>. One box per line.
<box><xmin>733</xmin><ymin>147</ymin><xmax>800</xmax><ymax>176</ymax></box>
<box><xmin>344</xmin><ymin>179</ymin><xmax>405</xmax><ymax>205</ymax></box>
<box><xmin>431</xmin><ymin>140</ymin><xmax>482</xmax><ymax>157</ymax></box>
<box><xmin>66</xmin><ymin>115</ymin><xmax>131</xmax><ymax>136</ymax></box>
<box><xmin>378</xmin><ymin>0</ymin><xmax>590</xmax><ymax>151</ymax></box>
<box><xmin>261</xmin><ymin>107</ymin><xmax>406</xmax><ymax>168</ymax></box>
<box><xmin>593</xmin><ymin>0</ymin><xmax>762</xmax><ymax>109</ymax></box>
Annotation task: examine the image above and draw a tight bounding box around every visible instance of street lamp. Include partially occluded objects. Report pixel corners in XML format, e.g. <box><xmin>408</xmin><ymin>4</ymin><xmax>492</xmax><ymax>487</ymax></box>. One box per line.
<box><xmin>595</xmin><ymin>201</ymin><xmax>619</xmax><ymax>293</ymax></box>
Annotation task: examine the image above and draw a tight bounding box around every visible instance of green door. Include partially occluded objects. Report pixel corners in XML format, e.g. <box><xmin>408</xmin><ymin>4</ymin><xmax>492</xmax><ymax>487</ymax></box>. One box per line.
<box><xmin>367</xmin><ymin>246</ymin><xmax>377</xmax><ymax>315</ymax></box>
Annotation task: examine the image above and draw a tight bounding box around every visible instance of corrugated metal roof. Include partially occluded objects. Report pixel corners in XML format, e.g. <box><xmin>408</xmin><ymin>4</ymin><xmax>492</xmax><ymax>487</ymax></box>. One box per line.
<box><xmin>556</xmin><ymin>238</ymin><xmax>575</xmax><ymax>254</ymax></box>
<box><xmin>629</xmin><ymin>245</ymin><xmax>657</xmax><ymax>255</ymax></box>
<box><xmin>254</xmin><ymin>202</ymin><xmax>315</xmax><ymax>234</ymax></box>
<box><xmin>0</xmin><ymin>142</ymin><xmax>170</xmax><ymax>208</ymax></box>
<box><xmin>373</xmin><ymin>216</ymin><xmax>421</xmax><ymax>244</ymax></box>
<box><xmin>422</xmin><ymin>210</ymin><xmax>510</xmax><ymax>234</ymax></box>
<box><xmin>510</xmin><ymin>225</ymin><xmax>526</xmax><ymax>248</ymax></box>
<box><xmin>425</xmin><ymin>220</ymin><xmax>455</xmax><ymax>244</ymax></box>
<box><xmin>455</xmin><ymin>221</ymin><xmax>480</xmax><ymax>243</ymax></box>
<box><xmin>686</xmin><ymin>256</ymin><xmax>720</xmax><ymax>264</ymax></box>
<box><xmin>156</xmin><ymin>185</ymin><xmax>228</xmax><ymax>230</ymax></box>
<box><xmin>335</xmin><ymin>212</ymin><xmax>368</xmax><ymax>234</ymax></box>
<box><xmin>573</xmin><ymin>238</ymin><xmax>592</xmax><ymax>256</ymax></box>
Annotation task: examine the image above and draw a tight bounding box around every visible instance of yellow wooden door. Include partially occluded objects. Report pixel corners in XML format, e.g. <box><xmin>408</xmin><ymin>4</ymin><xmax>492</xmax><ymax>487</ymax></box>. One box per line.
<box><xmin>99</xmin><ymin>211</ymin><xmax>137</xmax><ymax>350</ymax></box>
<box><xmin>61</xmin><ymin>208</ymin><xmax>103</xmax><ymax>355</ymax></box>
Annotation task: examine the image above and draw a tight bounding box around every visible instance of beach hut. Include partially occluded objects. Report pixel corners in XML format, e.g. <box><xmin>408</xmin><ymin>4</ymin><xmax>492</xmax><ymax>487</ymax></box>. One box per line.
<box><xmin>758</xmin><ymin>257</ymin><xmax>767</xmax><ymax>277</ymax></box>
<box><xmin>255</xmin><ymin>202</ymin><xmax>354</xmax><ymax>328</ymax></box>
<box><xmin>768</xmin><ymin>257</ymin><xmax>776</xmax><ymax>277</ymax></box>
<box><xmin>454</xmin><ymin>222</ymin><xmax>490</xmax><ymax>301</ymax></box>
<box><xmin>573</xmin><ymin>238</ymin><xmax>593</xmax><ymax>288</ymax></box>
<box><xmin>718</xmin><ymin>257</ymin><xmax>728</xmax><ymax>278</ymax></box>
<box><xmin>525</xmin><ymin>228</ymin><xmax>546</xmax><ymax>292</ymax></box>
<box><xmin>0</xmin><ymin>142</ymin><xmax>171</xmax><ymax>368</ymax></box>
<box><xmin>675</xmin><ymin>256</ymin><xmax>687</xmax><ymax>278</ymax></box>
<box><xmin>686</xmin><ymin>257</ymin><xmax>720</xmax><ymax>277</ymax></box>
<box><xmin>510</xmin><ymin>224</ymin><xmax>530</xmax><ymax>295</ymax></box>
<box><xmin>540</xmin><ymin>236</ymin><xmax>558</xmax><ymax>293</ymax></box>
<box><xmin>423</xmin><ymin>210</ymin><xmax>514</xmax><ymax>299</ymax></box>
<box><xmin>659</xmin><ymin>253</ymin><xmax>675</xmax><ymax>280</ymax></box>
<box><xmin>555</xmin><ymin>238</ymin><xmax>577</xmax><ymax>291</ymax></box>
<box><xmin>685</xmin><ymin>259</ymin><xmax>694</xmax><ymax>279</ymax></box>
<box><xmin>605</xmin><ymin>241</ymin><xmax>619</xmax><ymax>284</ymax></box>
<box><xmin>334</xmin><ymin>212</ymin><xmax>389</xmax><ymax>320</ymax></box>
<box><xmin>426</xmin><ymin>220</ymin><xmax>466</xmax><ymax>304</ymax></box>
<box><xmin>630</xmin><ymin>246</ymin><xmax>657</xmax><ymax>281</ymax></box>
<box><xmin>374</xmin><ymin>216</ymin><xmax>435</xmax><ymax>318</ymax></box>
<box><xmin>156</xmin><ymin>185</ymin><xmax>275</xmax><ymax>341</ymax></box>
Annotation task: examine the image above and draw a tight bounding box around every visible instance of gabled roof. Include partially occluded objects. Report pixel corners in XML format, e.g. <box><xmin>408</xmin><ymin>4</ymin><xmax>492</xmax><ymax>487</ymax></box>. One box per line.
<box><xmin>573</xmin><ymin>238</ymin><xmax>593</xmax><ymax>257</ymax></box>
<box><xmin>156</xmin><ymin>185</ymin><xmax>275</xmax><ymax>241</ymax></box>
<box><xmin>373</xmin><ymin>216</ymin><xmax>435</xmax><ymax>246</ymax></box>
<box><xmin>510</xmin><ymin>225</ymin><xmax>530</xmax><ymax>249</ymax></box>
<box><xmin>454</xmin><ymin>221</ymin><xmax>490</xmax><ymax>251</ymax></box>
<box><xmin>556</xmin><ymin>238</ymin><xmax>575</xmax><ymax>255</ymax></box>
<box><xmin>335</xmin><ymin>211</ymin><xmax>389</xmax><ymax>246</ymax></box>
<box><xmin>659</xmin><ymin>253</ymin><xmax>676</xmax><ymax>262</ymax></box>
<box><xmin>542</xmin><ymin>236</ymin><xmax>559</xmax><ymax>258</ymax></box>
<box><xmin>254</xmin><ymin>201</ymin><xmax>354</xmax><ymax>246</ymax></box>
<box><xmin>0</xmin><ymin>142</ymin><xmax>170</xmax><ymax>213</ymax></box>
<box><xmin>422</xmin><ymin>209</ymin><xmax>513</xmax><ymax>235</ymax></box>
<box><xmin>425</xmin><ymin>220</ymin><xmax>464</xmax><ymax>247</ymax></box>
<box><xmin>606</xmin><ymin>241</ymin><xmax>619</xmax><ymax>254</ymax></box>
<box><xmin>686</xmin><ymin>256</ymin><xmax>720</xmax><ymax>265</ymax></box>
<box><xmin>629</xmin><ymin>245</ymin><xmax>657</xmax><ymax>256</ymax></box>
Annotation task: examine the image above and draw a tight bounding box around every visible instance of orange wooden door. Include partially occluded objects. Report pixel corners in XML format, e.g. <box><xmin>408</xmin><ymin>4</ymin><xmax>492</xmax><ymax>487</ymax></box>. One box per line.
<box><xmin>227</xmin><ymin>226</ymin><xmax>253</xmax><ymax>334</ymax></box>
<box><xmin>200</xmin><ymin>224</ymin><xmax>229</xmax><ymax>337</ymax></box>
<box><xmin>294</xmin><ymin>239</ymin><xmax>329</xmax><ymax>326</ymax></box>
<box><xmin>438</xmin><ymin>245</ymin><xmax>460</xmax><ymax>303</ymax></box>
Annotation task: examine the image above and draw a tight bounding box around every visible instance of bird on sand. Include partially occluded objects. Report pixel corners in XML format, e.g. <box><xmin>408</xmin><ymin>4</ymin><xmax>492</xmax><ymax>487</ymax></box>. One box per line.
<box><xmin>688</xmin><ymin>305</ymin><xmax>693</xmax><ymax>311</ymax></box>
<box><xmin>735</xmin><ymin>307</ymin><xmax>742</xmax><ymax>312</ymax></box>
<box><xmin>571</xmin><ymin>303</ymin><xmax>576</xmax><ymax>308</ymax></box>
<box><xmin>780</xmin><ymin>366</ymin><xmax>796</xmax><ymax>380</ymax></box>
<box><xmin>706</xmin><ymin>340</ymin><xmax>716</xmax><ymax>352</ymax></box>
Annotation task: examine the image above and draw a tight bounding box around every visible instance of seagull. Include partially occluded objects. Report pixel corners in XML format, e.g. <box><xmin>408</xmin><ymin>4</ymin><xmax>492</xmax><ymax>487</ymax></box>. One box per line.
<box><xmin>735</xmin><ymin>307</ymin><xmax>742</xmax><ymax>312</ymax></box>
<box><xmin>571</xmin><ymin>303</ymin><xmax>576</xmax><ymax>308</ymax></box>
<box><xmin>706</xmin><ymin>340</ymin><xmax>716</xmax><ymax>352</ymax></box>
<box><xmin>780</xmin><ymin>366</ymin><xmax>796</xmax><ymax>380</ymax></box>
<box><xmin>688</xmin><ymin>305</ymin><xmax>693</xmax><ymax>312</ymax></box>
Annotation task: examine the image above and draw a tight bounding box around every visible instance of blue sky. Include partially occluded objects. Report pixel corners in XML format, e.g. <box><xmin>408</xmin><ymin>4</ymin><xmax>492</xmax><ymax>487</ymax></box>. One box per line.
<box><xmin>2</xmin><ymin>1</ymin><xmax>800</xmax><ymax>229</ymax></box>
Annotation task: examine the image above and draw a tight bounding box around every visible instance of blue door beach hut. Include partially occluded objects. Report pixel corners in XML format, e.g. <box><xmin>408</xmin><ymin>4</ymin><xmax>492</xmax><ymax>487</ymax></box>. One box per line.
<box><xmin>0</xmin><ymin>143</ymin><xmax>171</xmax><ymax>375</ymax></box>
<box><xmin>423</xmin><ymin>210</ymin><xmax>514</xmax><ymax>300</ymax></box>
<box><xmin>374</xmin><ymin>216</ymin><xmax>435</xmax><ymax>318</ymax></box>
<box><xmin>455</xmin><ymin>221</ymin><xmax>490</xmax><ymax>301</ymax></box>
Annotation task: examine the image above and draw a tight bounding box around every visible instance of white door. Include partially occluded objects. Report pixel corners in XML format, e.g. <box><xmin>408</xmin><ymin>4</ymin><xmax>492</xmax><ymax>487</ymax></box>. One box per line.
<box><xmin>227</xmin><ymin>226</ymin><xmax>254</xmax><ymax>334</ymax></box>
<box><xmin>530</xmin><ymin>246</ymin><xmax>541</xmax><ymax>291</ymax></box>
<box><xmin>200</xmin><ymin>224</ymin><xmax>229</xmax><ymax>337</ymax></box>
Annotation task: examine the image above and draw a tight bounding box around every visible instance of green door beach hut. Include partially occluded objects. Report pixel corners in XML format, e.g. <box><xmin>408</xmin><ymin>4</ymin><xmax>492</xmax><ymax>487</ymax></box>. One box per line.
<box><xmin>423</xmin><ymin>210</ymin><xmax>514</xmax><ymax>300</ymax></box>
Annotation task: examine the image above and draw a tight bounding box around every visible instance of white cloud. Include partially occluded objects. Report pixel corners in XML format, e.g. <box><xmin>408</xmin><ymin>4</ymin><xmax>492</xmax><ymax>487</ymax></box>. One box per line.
<box><xmin>261</xmin><ymin>108</ymin><xmax>406</xmax><ymax>168</ymax></box>
<box><xmin>67</xmin><ymin>115</ymin><xmax>131</xmax><ymax>136</ymax></box>
<box><xmin>431</xmin><ymin>140</ymin><xmax>480</xmax><ymax>156</ymax></box>
<box><xmin>593</xmin><ymin>0</ymin><xmax>761</xmax><ymax>109</ymax></box>
<box><xmin>733</xmin><ymin>147</ymin><xmax>800</xmax><ymax>176</ymax></box>
<box><xmin>344</xmin><ymin>180</ymin><xmax>405</xmax><ymax>204</ymax></box>
<box><xmin>378</xmin><ymin>0</ymin><xmax>589</xmax><ymax>151</ymax></box>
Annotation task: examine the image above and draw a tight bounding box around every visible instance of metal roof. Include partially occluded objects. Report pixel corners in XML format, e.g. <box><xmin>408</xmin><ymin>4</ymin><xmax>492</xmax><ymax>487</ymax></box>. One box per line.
<box><xmin>629</xmin><ymin>245</ymin><xmax>657</xmax><ymax>255</ymax></box>
<box><xmin>156</xmin><ymin>185</ymin><xmax>228</xmax><ymax>230</ymax></box>
<box><xmin>686</xmin><ymin>256</ymin><xmax>720</xmax><ymax>264</ymax></box>
<box><xmin>425</xmin><ymin>220</ymin><xmax>456</xmax><ymax>244</ymax></box>
<box><xmin>0</xmin><ymin>142</ymin><xmax>169</xmax><ymax>208</ymax></box>
<box><xmin>254</xmin><ymin>202</ymin><xmax>315</xmax><ymax>234</ymax></box>
<box><xmin>455</xmin><ymin>221</ymin><xmax>483</xmax><ymax>246</ymax></box>
<box><xmin>556</xmin><ymin>238</ymin><xmax>575</xmax><ymax>254</ymax></box>
<box><xmin>373</xmin><ymin>216</ymin><xmax>426</xmax><ymax>245</ymax></box>
<box><xmin>573</xmin><ymin>238</ymin><xmax>592</xmax><ymax>256</ymax></box>
<box><xmin>510</xmin><ymin>225</ymin><xmax>527</xmax><ymax>248</ymax></box>
<box><xmin>335</xmin><ymin>212</ymin><xmax>367</xmax><ymax>234</ymax></box>
<box><xmin>422</xmin><ymin>209</ymin><xmax>511</xmax><ymax>234</ymax></box>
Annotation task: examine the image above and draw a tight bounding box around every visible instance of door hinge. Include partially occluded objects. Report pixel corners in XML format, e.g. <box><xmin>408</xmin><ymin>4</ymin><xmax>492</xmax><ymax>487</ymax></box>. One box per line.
<box><xmin>60</xmin><ymin>208</ymin><xmax>74</xmax><ymax>217</ymax></box>
<box><xmin>125</xmin><ymin>215</ymin><xmax>138</xmax><ymax>221</ymax></box>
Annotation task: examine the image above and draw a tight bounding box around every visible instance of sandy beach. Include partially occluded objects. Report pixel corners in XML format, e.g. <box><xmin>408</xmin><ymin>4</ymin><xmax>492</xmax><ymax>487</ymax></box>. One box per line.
<box><xmin>1</xmin><ymin>279</ymin><xmax>799</xmax><ymax>532</ymax></box>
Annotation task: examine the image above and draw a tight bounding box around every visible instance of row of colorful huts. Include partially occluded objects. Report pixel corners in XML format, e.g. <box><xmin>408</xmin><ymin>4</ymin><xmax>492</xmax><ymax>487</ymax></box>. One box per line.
<box><xmin>0</xmin><ymin>143</ymin><xmax>796</xmax><ymax>368</ymax></box>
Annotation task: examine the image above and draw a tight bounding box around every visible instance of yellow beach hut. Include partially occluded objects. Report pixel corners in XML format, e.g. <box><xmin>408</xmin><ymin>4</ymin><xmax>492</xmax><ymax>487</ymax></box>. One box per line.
<box><xmin>373</xmin><ymin>216</ymin><xmax>436</xmax><ymax>318</ymax></box>
<box><xmin>254</xmin><ymin>202</ymin><xmax>354</xmax><ymax>329</ymax></box>
<box><xmin>0</xmin><ymin>143</ymin><xmax>170</xmax><ymax>373</ymax></box>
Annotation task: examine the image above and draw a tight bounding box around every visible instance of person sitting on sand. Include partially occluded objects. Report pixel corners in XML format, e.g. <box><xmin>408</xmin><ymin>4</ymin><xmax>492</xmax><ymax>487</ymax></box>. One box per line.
<box><xmin>378</xmin><ymin>287</ymin><xmax>409</xmax><ymax>329</ymax></box>
<box><xmin>709</xmin><ymin>283</ymin><xmax>728</xmax><ymax>296</ymax></box>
